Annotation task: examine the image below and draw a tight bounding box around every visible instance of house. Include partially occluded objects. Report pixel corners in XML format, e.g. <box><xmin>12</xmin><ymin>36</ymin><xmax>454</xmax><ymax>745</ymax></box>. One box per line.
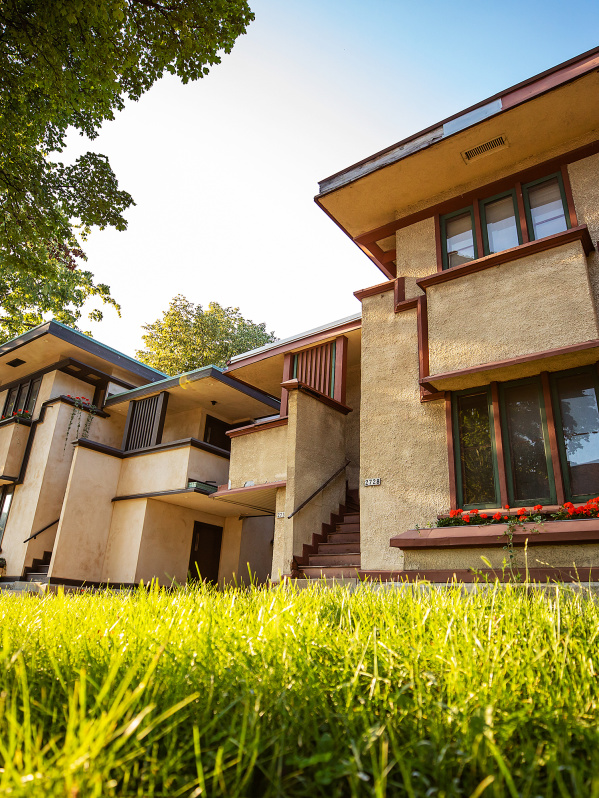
<box><xmin>1</xmin><ymin>47</ymin><xmax>599</xmax><ymax>588</ymax></box>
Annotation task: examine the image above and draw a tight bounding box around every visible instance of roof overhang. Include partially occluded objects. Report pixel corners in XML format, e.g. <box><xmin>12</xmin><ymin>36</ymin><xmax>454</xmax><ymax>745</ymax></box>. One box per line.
<box><xmin>105</xmin><ymin>366</ymin><xmax>280</xmax><ymax>423</ymax></box>
<box><xmin>316</xmin><ymin>47</ymin><xmax>599</xmax><ymax>278</ymax></box>
<box><xmin>211</xmin><ymin>481</ymin><xmax>286</xmax><ymax>516</ymax></box>
<box><xmin>0</xmin><ymin>321</ymin><xmax>166</xmax><ymax>388</ymax></box>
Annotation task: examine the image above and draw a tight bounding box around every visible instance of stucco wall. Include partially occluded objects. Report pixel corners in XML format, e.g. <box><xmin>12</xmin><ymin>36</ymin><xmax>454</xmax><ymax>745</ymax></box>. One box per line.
<box><xmin>228</xmin><ymin>424</ymin><xmax>287</xmax><ymax>489</ymax></box>
<box><xmin>238</xmin><ymin>516</ymin><xmax>274</xmax><ymax>584</ymax></box>
<box><xmin>569</xmin><ymin>154</ymin><xmax>599</xmax><ymax>322</ymax></box>
<box><xmin>271</xmin><ymin>389</ymin><xmax>347</xmax><ymax>577</ymax></box>
<box><xmin>162</xmin><ymin>408</ymin><xmax>205</xmax><ymax>443</ymax></box>
<box><xmin>403</xmin><ymin>542</ymin><xmax>599</xmax><ymax>572</ymax></box>
<box><xmin>427</xmin><ymin>240</ymin><xmax>598</xmax><ymax>376</ymax></box>
<box><xmin>345</xmin><ymin>363</ymin><xmax>361</xmax><ymax>490</ymax></box>
<box><xmin>395</xmin><ymin>216</ymin><xmax>436</xmax><ymax>300</ymax></box>
<box><xmin>218</xmin><ymin>516</ymin><xmax>243</xmax><ymax>586</ymax></box>
<box><xmin>360</xmin><ymin>291</ymin><xmax>450</xmax><ymax>571</ymax></box>
<box><xmin>101</xmin><ymin>499</ymin><xmax>146</xmax><ymax>584</ymax></box>
<box><xmin>0</xmin><ymin>422</ymin><xmax>29</xmax><ymax>479</ymax></box>
<box><xmin>117</xmin><ymin>445</ymin><xmax>195</xmax><ymax>495</ymax></box>
<box><xmin>49</xmin><ymin>445</ymin><xmax>122</xmax><ymax>583</ymax></box>
<box><xmin>187</xmin><ymin>447</ymin><xmax>229</xmax><ymax>487</ymax></box>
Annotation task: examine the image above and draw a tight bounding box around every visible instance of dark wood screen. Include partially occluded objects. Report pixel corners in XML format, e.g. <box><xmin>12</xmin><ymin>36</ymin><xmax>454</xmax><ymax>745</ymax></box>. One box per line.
<box><xmin>294</xmin><ymin>341</ymin><xmax>335</xmax><ymax>398</ymax></box>
<box><xmin>122</xmin><ymin>392</ymin><xmax>168</xmax><ymax>451</ymax></box>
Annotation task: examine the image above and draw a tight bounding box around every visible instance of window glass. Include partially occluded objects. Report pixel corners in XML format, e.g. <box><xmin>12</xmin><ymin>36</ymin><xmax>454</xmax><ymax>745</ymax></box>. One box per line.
<box><xmin>556</xmin><ymin>373</ymin><xmax>599</xmax><ymax>498</ymax></box>
<box><xmin>0</xmin><ymin>486</ymin><xmax>14</xmax><ymax>545</ymax></box>
<box><xmin>503</xmin><ymin>383</ymin><xmax>551</xmax><ymax>501</ymax></box>
<box><xmin>483</xmin><ymin>195</ymin><xmax>519</xmax><ymax>253</ymax></box>
<box><xmin>3</xmin><ymin>387</ymin><xmax>18</xmax><ymax>418</ymax></box>
<box><xmin>457</xmin><ymin>392</ymin><xmax>496</xmax><ymax>505</ymax></box>
<box><xmin>24</xmin><ymin>378</ymin><xmax>41</xmax><ymax>416</ymax></box>
<box><xmin>445</xmin><ymin>212</ymin><xmax>475</xmax><ymax>268</ymax></box>
<box><xmin>527</xmin><ymin>178</ymin><xmax>567</xmax><ymax>240</ymax></box>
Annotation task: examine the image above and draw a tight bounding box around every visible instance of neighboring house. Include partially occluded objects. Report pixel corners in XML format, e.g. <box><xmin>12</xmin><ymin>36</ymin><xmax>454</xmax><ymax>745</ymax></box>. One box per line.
<box><xmin>1</xmin><ymin>48</ymin><xmax>599</xmax><ymax>588</ymax></box>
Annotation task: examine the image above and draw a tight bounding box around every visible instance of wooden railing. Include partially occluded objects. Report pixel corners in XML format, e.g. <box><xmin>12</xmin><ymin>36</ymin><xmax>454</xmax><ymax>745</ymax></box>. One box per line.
<box><xmin>122</xmin><ymin>391</ymin><xmax>169</xmax><ymax>451</ymax></box>
<box><xmin>280</xmin><ymin>336</ymin><xmax>347</xmax><ymax>416</ymax></box>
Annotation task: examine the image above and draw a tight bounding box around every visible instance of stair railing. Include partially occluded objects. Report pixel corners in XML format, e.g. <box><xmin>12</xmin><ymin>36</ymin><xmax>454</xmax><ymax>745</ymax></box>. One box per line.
<box><xmin>23</xmin><ymin>519</ymin><xmax>59</xmax><ymax>544</ymax></box>
<box><xmin>287</xmin><ymin>460</ymin><xmax>350</xmax><ymax>519</ymax></box>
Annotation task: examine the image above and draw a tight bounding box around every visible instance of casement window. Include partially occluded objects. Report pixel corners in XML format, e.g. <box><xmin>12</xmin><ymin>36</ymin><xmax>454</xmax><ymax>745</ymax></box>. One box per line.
<box><xmin>0</xmin><ymin>485</ymin><xmax>14</xmax><ymax>546</ymax></box>
<box><xmin>2</xmin><ymin>378</ymin><xmax>42</xmax><ymax>420</ymax></box>
<box><xmin>441</xmin><ymin>173</ymin><xmax>570</xmax><ymax>269</ymax></box>
<box><xmin>452</xmin><ymin>367</ymin><xmax>599</xmax><ymax>509</ymax></box>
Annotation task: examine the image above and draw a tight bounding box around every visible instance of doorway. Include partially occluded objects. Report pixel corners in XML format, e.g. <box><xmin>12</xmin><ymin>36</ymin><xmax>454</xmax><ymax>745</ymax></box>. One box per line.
<box><xmin>188</xmin><ymin>522</ymin><xmax>223</xmax><ymax>584</ymax></box>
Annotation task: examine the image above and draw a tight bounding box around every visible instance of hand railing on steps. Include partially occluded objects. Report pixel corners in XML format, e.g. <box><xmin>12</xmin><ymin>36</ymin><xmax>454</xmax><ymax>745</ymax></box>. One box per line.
<box><xmin>287</xmin><ymin>460</ymin><xmax>350</xmax><ymax>519</ymax></box>
<box><xmin>23</xmin><ymin>519</ymin><xmax>60</xmax><ymax>544</ymax></box>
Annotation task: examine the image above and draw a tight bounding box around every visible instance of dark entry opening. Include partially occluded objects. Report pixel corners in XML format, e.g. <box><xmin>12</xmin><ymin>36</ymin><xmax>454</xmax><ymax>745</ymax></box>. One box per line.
<box><xmin>188</xmin><ymin>522</ymin><xmax>223</xmax><ymax>584</ymax></box>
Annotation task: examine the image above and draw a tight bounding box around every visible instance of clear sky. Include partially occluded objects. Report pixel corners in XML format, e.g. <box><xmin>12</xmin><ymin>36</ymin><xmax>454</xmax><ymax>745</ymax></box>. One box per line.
<box><xmin>63</xmin><ymin>0</ymin><xmax>599</xmax><ymax>358</ymax></box>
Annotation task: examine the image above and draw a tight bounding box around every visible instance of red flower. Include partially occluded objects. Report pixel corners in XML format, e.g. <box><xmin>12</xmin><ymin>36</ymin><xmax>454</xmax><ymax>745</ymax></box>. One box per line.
<box><xmin>568</xmin><ymin>507</ymin><xmax>576</xmax><ymax>516</ymax></box>
<box><xmin>471</xmin><ymin>509</ymin><xmax>479</xmax><ymax>514</ymax></box>
<box><xmin>504</xmin><ymin>505</ymin><xmax>510</xmax><ymax>510</ymax></box>
<box><xmin>534</xmin><ymin>505</ymin><xmax>542</xmax><ymax>511</ymax></box>
<box><xmin>463</xmin><ymin>515</ymin><xmax>470</xmax><ymax>523</ymax></box>
<box><xmin>516</xmin><ymin>507</ymin><xmax>527</xmax><ymax>516</ymax></box>
<box><xmin>503</xmin><ymin>515</ymin><xmax>509</xmax><ymax>521</ymax></box>
<box><xmin>450</xmin><ymin>510</ymin><xmax>458</xmax><ymax>518</ymax></box>
<box><xmin>456</xmin><ymin>509</ymin><xmax>463</xmax><ymax>514</ymax></box>
<box><xmin>493</xmin><ymin>512</ymin><xmax>502</xmax><ymax>521</ymax></box>
<box><xmin>564</xmin><ymin>502</ymin><xmax>574</xmax><ymax>509</ymax></box>
<box><xmin>480</xmin><ymin>513</ymin><xmax>488</xmax><ymax>519</ymax></box>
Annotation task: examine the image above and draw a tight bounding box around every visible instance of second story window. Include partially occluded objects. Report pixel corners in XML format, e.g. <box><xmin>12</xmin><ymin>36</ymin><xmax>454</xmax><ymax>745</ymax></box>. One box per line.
<box><xmin>441</xmin><ymin>173</ymin><xmax>570</xmax><ymax>269</ymax></box>
<box><xmin>2</xmin><ymin>378</ymin><xmax>42</xmax><ymax>420</ymax></box>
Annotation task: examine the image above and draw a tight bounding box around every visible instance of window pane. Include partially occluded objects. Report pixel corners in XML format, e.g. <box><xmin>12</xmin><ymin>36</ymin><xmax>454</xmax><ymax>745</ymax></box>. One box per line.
<box><xmin>556</xmin><ymin>373</ymin><xmax>599</xmax><ymax>498</ymax></box>
<box><xmin>445</xmin><ymin>212</ymin><xmax>475</xmax><ymax>268</ymax></box>
<box><xmin>457</xmin><ymin>392</ymin><xmax>496</xmax><ymax>505</ymax></box>
<box><xmin>484</xmin><ymin>195</ymin><xmax>519</xmax><ymax>253</ymax></box>
<box><xmin>24</xmin><ymin>378</ymin><xmax>41</xmax><ymax>416</ymax></box>
<box><xmin>528</xmin><ymin>178</ymin><xmax>567</xmax><ymax>240</ymax></box>
<box><xmin>504</xmin><ymin>383</ymin><xmax>550</xmax><ymax>501</ymax></box>
<box><xmin>3</xmin><ymin>388</ymin><xmax>18</xmax><ymax>418</ymax></box>
<box><xmin>0</xmin><ymin>486</ymin><xmax>14</xmax><ymax>545</ymax></box>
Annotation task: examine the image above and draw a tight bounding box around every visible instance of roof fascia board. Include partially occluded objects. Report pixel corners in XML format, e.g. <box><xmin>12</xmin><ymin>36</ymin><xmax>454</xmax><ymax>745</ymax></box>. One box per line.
<box><xmin>0</xmin><ymin>320</ymin><xmax>166</xmax><ymax>383</ymax></box>
<box><xmin>317</xmin><ymin>46</ymin><xmax>599</xmax><ymax>197</ymax></box>
<box><xmin>227</xmin><ymin>313</ymin><xmax>362</xmax><ymax>368</ymax></box>
<box><xmin>105</xmin><ymin>366</ymin><xmax>280</xmax><ymax>411</ymax></box>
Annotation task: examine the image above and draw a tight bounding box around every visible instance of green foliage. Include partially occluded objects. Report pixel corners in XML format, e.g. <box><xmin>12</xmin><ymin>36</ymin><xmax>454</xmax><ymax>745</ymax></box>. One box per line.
<box><xmin>0</xmin><ymin>0</ymin><xmax>254</xmax><ymax>274</ymax></box>
<box><xmin>0</xmin><ymin>259</ymin><xmax>121</xmax><ymax>339</ymax></box>
<box><xmin>136</xmin><ymin>294</ymin><xmax>277</xmax><ymax>374</ymax></box>
<box><xmin>1</xmin><ymin>582</ymin><xmax>599</xmax><ymax>796</ymax></box>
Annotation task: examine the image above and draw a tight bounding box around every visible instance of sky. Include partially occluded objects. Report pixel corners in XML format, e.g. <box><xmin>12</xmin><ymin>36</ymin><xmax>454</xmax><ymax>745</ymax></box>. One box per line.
<box><xmin>62</xmin><ymin>0</ymin><xmax>599</xmax><ymax>359</ymax></box>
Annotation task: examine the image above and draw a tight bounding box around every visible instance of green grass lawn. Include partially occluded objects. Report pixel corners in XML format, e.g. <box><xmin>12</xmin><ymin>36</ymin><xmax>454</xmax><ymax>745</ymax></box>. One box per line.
<box><xmin>0</xmin><ymin>582</ymin><xmax>598</xmax><ymax>797</ymax></box>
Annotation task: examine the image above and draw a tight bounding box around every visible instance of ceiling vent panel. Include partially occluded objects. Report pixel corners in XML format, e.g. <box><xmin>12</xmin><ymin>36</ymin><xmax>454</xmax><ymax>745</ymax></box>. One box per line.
<box><xmin>461</xmin><ymin>135</ymin><xmax>508</xmax><ymax>164</ymax></box>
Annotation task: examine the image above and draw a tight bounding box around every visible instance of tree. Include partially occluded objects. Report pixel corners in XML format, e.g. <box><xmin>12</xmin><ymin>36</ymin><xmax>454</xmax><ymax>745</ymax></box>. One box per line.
<box><xmin>0</xmin><ymin>260</ymin><xmax>121</xmax><ymax>340</ymax></box>
<box><xmin>0</xmin><ymin>0</ymin><xmax>254</xmax><ymax>328</ymax></box>
<box><xmin>136</xmin><ymin>295</ymin><xmax>277</xmax><ymax>375</ymax></box>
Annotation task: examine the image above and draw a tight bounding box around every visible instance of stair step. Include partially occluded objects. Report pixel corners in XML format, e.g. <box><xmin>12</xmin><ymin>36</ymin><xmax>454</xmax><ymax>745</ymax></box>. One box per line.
<box><xmin>318</xmin><ymin>542</ymin><xmax>360</xmax><ymax>554</ymax></box>
<box><xmin>308</xmin><ymin>553</ymin><xmax>360</xmax><ymax>566</ymax></box>
<box><xmin>25</xmin><ymin>574</ymin><xmax>49</xmax><ymax>583</ymax></box>
<box><xmin>327</xmin><ymin>532</ymin><xmax>360</xmax><ymax>543</ymax></box>
<box><xmin>336</xmin><ymin>522</ymin><xmax>360</xmax><ymax>533</ymax></box>
<box><xmin>301</xmin><ymin>566</ymin><xmax>361</xmax><ymax>579</ymax></box>
<box><xmin>341</xmin><ymin>513</ymin><xmax>360</xmax><ymax>523</ymax></box>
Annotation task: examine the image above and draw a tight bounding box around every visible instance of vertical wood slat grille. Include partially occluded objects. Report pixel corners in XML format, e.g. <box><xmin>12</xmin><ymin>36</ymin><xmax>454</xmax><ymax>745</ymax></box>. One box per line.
<box><xmin>126</xmin><ymin>394</ymin><xmax>160</xmax><ymax>451</ymax></box>
<box><xmin>294</xmin><ymin>341</ymin><xmax>335</xmax><ymax>398</ymax></box>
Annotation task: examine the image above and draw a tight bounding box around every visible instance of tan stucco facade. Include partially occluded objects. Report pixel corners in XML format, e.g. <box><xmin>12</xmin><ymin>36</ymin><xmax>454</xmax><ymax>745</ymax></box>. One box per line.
<box><xmin>228</xmin><ymin>424</ymin><xmax>287</xmax><ymax>489</ymax></box>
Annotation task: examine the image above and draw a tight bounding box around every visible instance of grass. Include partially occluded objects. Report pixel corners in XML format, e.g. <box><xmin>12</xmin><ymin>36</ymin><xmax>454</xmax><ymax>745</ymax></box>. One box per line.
<box><xmin>0</xmin><ymin>581</ymin><xmax>599</xmax><ymax>796</ymax></box>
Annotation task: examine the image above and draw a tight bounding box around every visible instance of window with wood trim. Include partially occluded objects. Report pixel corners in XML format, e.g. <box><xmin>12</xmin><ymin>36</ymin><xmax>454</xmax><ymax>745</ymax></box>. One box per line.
<box><xmin>440</xmin><ymin>173</ymin><xmax>570</xmax><ymax>269</ymax></box>
<box><xmin>452</xmin><ymin>367</ymin><xmax>599</xmax><ymax>509</ymax></box>
<box><xmin>2</xmin><ymin>378</ymin><xmax>42</xmax><ymax>420</ymax></box>
<box><xmin>122</xmin><ymin>392</ymin><xmax>169</xmax><ymax>451</ymax></box>
<box><xmin>0</xmin><ymin>484</ymin><xmax>14</xmax><ymax>546</ymax></box>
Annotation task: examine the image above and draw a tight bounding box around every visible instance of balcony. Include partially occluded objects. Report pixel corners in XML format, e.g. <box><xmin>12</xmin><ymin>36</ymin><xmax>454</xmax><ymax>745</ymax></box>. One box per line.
<box><xmin>0</xmin><ymin>417</ymin><xmax>31</xmax><ymax>483</ymax></box>
<box><xmin>416</xmin><ymin>228</ymin><xmax>598</xmax><ymax>390</ymax></box>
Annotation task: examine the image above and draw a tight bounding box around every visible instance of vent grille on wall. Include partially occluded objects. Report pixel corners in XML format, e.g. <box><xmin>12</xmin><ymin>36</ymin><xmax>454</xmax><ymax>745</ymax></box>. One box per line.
<box><xmin>461</xmin><ymin>135</ymin><xmax>508</xmax><ymax>164</ymax></box>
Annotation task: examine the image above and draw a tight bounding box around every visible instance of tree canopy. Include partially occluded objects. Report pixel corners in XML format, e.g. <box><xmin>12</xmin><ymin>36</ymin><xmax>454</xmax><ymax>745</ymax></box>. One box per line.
<box><xmin>136</xmin><ymin>295</ymin><xmax>277</xmax><ymax>375</ymax></box>
<box><xmin>0</xmin><ymin>0</ymin><xmax>253</xmax><ymax>333</ymax></box>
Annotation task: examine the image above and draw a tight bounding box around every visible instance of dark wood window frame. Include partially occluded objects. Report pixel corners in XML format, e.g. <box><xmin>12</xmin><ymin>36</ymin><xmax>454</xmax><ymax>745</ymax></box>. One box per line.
<box><xmin>2</xmin><ymin>378</ymin><xmax>42</xmax><ymax>420</ymax></box>
<box><xmin>451</xmin><ymin>366</ymin><xmax>599</xmax><ymax>510</ymax></box>
<box><xmin>439</xmin><ymin>171</ymin><xmax>573</xmax><ymax>271</ymax></box>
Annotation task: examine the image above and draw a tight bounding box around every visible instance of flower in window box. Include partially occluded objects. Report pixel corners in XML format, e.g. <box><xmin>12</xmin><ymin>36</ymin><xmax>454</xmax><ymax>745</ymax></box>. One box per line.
<box><xmin>534</xmin><ymin>504</ymin><xmax>543</xmax><ymax>511</ymax></box>
<box><xmin>463</xmin><ymin>515</ymin><xmax>470</xmax><ymax>523</ymax></box>
<box><xmin>564</xmin><ymin>502</ymin><xmax>574</xmax><ymax>509</ymax></box>
<box><xmin>480</xmin><ymin>513</ymin><xmax>488</xmax><ymax>520</ymax></box>
<box><xmin>493</xmin><ymin>512</ymin><xmax>502</xmax><ymax>521</ymax></box>
<box><xmin>516</xmin><ymin>507</ymin><xmax>527</xmax><ymax>516</ymax></box>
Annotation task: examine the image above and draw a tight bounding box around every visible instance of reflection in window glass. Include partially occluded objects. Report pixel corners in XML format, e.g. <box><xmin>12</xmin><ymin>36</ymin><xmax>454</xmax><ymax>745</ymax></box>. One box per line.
<box><xmin>3</xmin><ymin>388</ymin><xmax>18</xmax><ymax>418</ymax></box>
<box><xmin>24</xmin><ymin>379</ymin><xmax>41</xmax><ymax>416</ymax></box>
<box><xmin>556</xmin><ymin>373</ymin><xmax>599</xmax><ymax>498</ymax></box>
<box><xmin>484</xmin><ymin>195</ymin><xmax>519</xmax><ymax>253</ymax></box>
<box><xmin>504</xmin><ymin>383</ymin><xmax>550</xmax><ymax>501</ymax></box>
<box><xmin>0</xmin><ymin>485</ymin><xmax>14</xmax><ymax>545</ymax></box>
<box><xmin>528</xmin><ymin>178</ymin><xmax>567</xmax><ymax>240</ymax></box>
<box><xmin>445</xmin><ymin>212</ymin><xmax>475</xmax><ymax>268</ymax></box>
<box><xmin>457</xmin><ymin>392</ymin><xmax>496</xmax><ymax>505</ymax></box>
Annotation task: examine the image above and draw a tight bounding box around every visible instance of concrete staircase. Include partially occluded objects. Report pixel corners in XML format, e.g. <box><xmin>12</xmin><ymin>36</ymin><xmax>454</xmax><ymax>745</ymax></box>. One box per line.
<box><xmin>295</xmin><ymin>489</ymin><xmax>361</xmax><ymax>579</ymax></box>
<box><xmin>23</xmin><ymin>550</ymin><xmax>52</xmax><ymax>584</ymax></box>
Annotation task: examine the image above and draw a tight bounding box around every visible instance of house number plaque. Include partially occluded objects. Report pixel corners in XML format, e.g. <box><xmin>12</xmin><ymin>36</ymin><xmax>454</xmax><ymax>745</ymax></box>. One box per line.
<box><xmin>364</xmin><ymin>478</ymin><xmax>381</xmax><ymax>486</ymax></box>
